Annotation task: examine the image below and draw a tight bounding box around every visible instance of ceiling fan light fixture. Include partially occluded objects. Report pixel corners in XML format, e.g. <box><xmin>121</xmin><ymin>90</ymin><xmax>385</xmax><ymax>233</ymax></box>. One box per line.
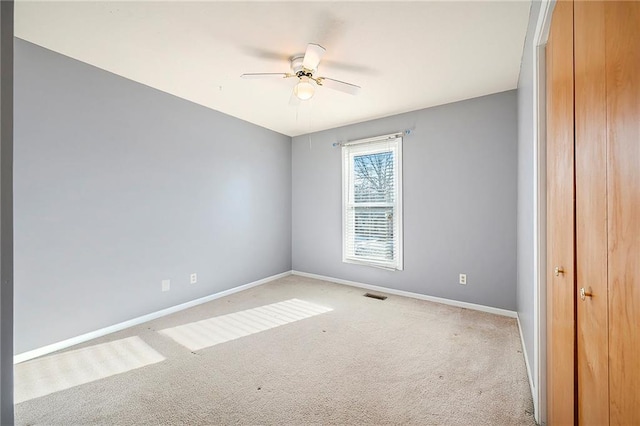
<box><xmin>294</xmin><ymin>77</ymin><xmax>315</xmax><ymax>100</ymax></box>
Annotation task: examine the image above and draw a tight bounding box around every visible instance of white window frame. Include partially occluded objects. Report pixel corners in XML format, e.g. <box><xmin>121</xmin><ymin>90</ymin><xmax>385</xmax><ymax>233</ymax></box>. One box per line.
<box><xmin>341</xmin><ymin>135</ymin><xmax>403</xmax><ymax>271</ymax></box>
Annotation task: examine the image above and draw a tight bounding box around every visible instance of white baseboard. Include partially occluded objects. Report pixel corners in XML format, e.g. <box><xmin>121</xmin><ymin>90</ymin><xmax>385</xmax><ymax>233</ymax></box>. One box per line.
<box><xmin>517</xmin><ymin>313</ymin><xmax>537</xmax><ymax>415</ymax></box>
<box><xmin>291</xmin><ymin>270</ymin><xmax>517</xmax><ymax>318</ymax></box>
<box><xmin>14</xmin><ymin>270</ymin><xmax>292</xmax><ymax>364</ymax></box>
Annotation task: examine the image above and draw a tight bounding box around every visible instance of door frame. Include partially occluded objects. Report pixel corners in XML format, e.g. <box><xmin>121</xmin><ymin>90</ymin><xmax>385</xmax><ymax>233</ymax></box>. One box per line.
<box><xmin>0</xmin><ymin>1</ymin><xmax>13</xmax><ymax>423</ymax></box>
<box><xmin>532</xmin><ymin>1</ymin><xmax>555</xmax><ymax>424</ymax></box>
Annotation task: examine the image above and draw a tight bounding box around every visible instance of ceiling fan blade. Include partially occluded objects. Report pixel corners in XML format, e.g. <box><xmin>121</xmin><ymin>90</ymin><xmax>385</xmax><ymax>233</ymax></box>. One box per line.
<box><xmin>302</xmin><ymin>43</ymin><xmax>326</xmax><ymax>71</ymax></box>
<box><xmin>240</xmin><ymin>73</ymin><xmax>292</xmax><ymax>79</ymax></box>
<box><xmin>317</xmin><ymin>77</ymin><xmax>361</xmax><ymax>96</ymax></box>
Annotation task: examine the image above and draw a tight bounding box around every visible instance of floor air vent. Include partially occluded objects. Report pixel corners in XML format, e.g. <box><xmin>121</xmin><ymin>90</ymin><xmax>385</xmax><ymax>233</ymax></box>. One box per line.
<box><xmin>364</xmin><ymin>293</ymin><xmax>387</xmax><ymax>300</ymax></box>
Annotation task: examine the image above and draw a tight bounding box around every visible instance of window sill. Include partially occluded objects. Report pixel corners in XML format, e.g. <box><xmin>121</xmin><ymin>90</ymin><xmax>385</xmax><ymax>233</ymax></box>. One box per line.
<box><xmin>342</xmin><ymin>258</ymin><xmax>402</xmax><ymax>272</ymax></box>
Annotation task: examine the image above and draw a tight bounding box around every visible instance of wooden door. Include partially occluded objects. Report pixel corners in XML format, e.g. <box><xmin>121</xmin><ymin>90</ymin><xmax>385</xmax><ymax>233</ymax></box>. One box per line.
<box><xmin>548</xmin><ymin>1</ymin><xmax>639</xmax><ymax>424</ymax></box>
<box><xmin>574</xmin><ymin>1</ymin><xmax>609</xmax><ymax>424</ymax></box>
<box><xmin>569</xmin><ymin>1</ymin><xmax>640</xmax><ymax>424</ymax></box>
<box><xmin>546</xmin><ymin>1</ymin><xmax>575</xmax><ymax>424</ymax></box>
<box><xmin>605</xmin><ymin>2</ymin><xmax>640</xmax><ymax>423</ymax></box>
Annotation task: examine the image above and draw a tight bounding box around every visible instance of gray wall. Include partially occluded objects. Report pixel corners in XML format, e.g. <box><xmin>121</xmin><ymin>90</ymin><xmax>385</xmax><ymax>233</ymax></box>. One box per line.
<box><xmin>292</xmin><ymin>91</ymin><xmax>518</xmax><ymax>310</ymax></box>
<box><xmin>517</xmin><ymin>0</ymin><xmax>542</xmax><ymax>397</ymax></box>
<box><xmin>1</xmin><ymin>2</ymin><xmax>14</xmax><ymax>423</ymax></box>
<box><xmin>14</xmin><ymin>39</ymin><xmax>292</xmax><ymax>354</ymax></box>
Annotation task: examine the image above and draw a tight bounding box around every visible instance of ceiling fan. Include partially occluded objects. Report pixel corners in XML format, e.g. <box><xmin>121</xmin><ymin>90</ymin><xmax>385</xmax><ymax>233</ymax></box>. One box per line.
<box><xmin>241</xmin><ymin>43</ymin><xmax>361</xmax><ymax>103</ymax></box>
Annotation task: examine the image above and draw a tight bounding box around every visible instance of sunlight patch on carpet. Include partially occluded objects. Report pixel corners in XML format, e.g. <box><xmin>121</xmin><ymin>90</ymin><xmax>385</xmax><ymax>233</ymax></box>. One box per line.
<box><xmin>14</xmin><ymin>336</ymin><xmax>165</xmax><ymax>404</ymax></box>
<box><xmin>158</xmin><ymin>298</ymin><xmax>333</xmax><ymax>351</ymax></box>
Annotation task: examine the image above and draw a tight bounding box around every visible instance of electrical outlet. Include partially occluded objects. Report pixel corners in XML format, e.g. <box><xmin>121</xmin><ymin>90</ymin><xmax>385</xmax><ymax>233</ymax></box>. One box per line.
<box><xmin>190</xmin><ymin>273</ymin><xmax>197</xmax><ymax>284</ymax></box>
<box><xmin>162</xmin><ymin>279</ymin><xmax>170</xmax><ymax>292</ymax></box>
<box><xmin>459</xmin><ymin>274</ymin><xmax>467</xmax><ymax>285</ymax></box>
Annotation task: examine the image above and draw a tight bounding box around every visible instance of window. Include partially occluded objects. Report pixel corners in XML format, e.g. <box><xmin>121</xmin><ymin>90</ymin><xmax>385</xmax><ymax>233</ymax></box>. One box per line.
<box><xmin>342</xmin><ymin>135</ymin><xmax>403</xmax><ymax>270</ymax></box>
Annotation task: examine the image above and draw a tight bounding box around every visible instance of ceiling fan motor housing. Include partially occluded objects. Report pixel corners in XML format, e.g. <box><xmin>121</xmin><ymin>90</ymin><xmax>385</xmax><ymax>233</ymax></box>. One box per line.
<box><xmin>290</xmin><ymin>55</ymin><xmax>315</xmax><ymax>75</ymax></box>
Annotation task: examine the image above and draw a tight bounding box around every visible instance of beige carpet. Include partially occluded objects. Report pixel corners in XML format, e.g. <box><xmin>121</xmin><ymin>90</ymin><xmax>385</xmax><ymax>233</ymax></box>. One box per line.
<box><xmin>15</xmin><ymin>275</ymin><xmax>535</xmax><ymax>425</ymax></box>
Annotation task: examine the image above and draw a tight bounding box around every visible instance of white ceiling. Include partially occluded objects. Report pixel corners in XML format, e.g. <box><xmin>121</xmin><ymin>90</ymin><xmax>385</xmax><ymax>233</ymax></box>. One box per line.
<box><xmin>15</xmin><ymin>1</ymin><xmax>531</xmax><ymax>137</ymax></box>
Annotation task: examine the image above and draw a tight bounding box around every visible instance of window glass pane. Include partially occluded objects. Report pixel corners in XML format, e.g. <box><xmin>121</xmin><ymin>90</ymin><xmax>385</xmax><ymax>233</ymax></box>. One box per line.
<box><xmin>353</xmin><ymin>151</ymin><xmax>395</xmax><ymax>203</ymax></box>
